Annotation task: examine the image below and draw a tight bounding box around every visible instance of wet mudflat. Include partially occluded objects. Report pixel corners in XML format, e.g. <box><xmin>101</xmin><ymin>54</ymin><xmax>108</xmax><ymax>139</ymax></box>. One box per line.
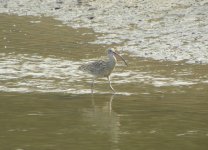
<box><xmin>1</xmin><ymin>0</ymin><xmax>208</xmax><ymax>63</ymax></box>
<box><xmin>0</xmin><ymin>14</ymin><xmax>208</xmax><ymax>150</ymax></box>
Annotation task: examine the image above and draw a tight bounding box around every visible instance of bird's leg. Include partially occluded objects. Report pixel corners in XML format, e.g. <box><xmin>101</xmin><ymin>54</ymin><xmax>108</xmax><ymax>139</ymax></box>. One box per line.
<box><xmin>91</xmin><ymin>78</ymin><xmax>95</xmax><ymax>94</ymax></box>
<box><xmin>109</xmin><ymin>94</ymin><xmax>115</xmax><ymax>114</ymax></box>
<box><xmin>107</xmin><ymin>76</ymin><xmax>115</xmax><ymax>93</ymax></box>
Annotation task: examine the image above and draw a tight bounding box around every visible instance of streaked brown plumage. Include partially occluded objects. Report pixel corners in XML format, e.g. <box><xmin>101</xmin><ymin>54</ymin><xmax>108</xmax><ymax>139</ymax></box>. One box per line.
<box><xmin>79</xmin><ymin>48</ymin><xmax>127</xmax><ymax>93</ymax></box>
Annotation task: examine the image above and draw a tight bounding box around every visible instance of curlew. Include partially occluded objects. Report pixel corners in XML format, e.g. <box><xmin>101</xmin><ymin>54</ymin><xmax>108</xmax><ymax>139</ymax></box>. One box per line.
<box><xmin>79</xmin><ymin>48</ymin><xmax>127</xmax><ymax>93</ymax></box>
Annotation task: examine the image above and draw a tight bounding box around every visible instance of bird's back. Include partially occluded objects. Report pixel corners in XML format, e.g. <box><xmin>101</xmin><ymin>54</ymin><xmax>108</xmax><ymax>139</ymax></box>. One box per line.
<box><xmin>79</xmin><ymin>60</ymin><xmax>115</xmax><ymax>77</ymax></box>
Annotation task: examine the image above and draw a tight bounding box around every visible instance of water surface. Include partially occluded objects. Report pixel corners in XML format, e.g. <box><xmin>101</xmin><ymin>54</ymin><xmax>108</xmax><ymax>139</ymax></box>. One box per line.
<box><xmin>0</xmin><ymin>14</ymin><xmax>208</xmax><ymax>150</ymax></box>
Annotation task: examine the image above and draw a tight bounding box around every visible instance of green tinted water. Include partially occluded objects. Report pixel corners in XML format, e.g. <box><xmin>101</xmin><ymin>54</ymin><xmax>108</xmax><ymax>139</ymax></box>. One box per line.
<box><xmin>0</xmin><ymin>14</ymin><xmax>208</xmax><ymax>150</ymax></box>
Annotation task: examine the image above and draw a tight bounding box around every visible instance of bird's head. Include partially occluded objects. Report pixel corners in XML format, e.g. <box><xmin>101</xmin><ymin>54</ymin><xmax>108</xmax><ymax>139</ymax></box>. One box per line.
<box><xmin>107</xmin><ymin>48</ymin><xmax>114</xmax><ymax>55</ymax></box>
<box><xmin>107</xmin><ymin>48</ymin><xmax>128</xmax><ymax>66</ymax></box>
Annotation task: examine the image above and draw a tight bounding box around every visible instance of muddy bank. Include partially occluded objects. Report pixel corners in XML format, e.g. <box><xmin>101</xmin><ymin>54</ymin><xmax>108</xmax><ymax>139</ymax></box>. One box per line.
<box><xmin>0</xmin><ymin>0</ymin><xmax>208</xmax><ymax>64</ymax></box>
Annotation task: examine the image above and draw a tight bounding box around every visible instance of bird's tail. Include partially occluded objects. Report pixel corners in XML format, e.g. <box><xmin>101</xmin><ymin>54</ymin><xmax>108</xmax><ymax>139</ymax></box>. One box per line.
<box><xmin>78</xmin><ymin>64</ymin><xmax>88</xmax><ymax>72</ymax></box>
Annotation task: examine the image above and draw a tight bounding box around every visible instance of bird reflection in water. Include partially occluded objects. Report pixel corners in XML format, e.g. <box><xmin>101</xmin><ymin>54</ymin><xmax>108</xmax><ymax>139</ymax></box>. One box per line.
<box><xmin>91</xmin><ymin>94</ymin><xmax>115</xmax><ymax>115</ymax></box>
<box><xmin>82</xmin><ymin>94</ymin><xmax>120</xmax><ymax>145</ymax></box>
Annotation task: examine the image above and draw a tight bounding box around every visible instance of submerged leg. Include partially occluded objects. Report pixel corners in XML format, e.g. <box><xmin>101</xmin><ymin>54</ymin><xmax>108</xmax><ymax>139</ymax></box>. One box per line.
<box><xmin>107</xmin><ymin>76</ymin><xmax>115</xmax><ymax>93</ymax></box>
<box><xmin>91</xmin><ymin>78</ymin><xmax>95</xmax><ymax>94</ymax></box>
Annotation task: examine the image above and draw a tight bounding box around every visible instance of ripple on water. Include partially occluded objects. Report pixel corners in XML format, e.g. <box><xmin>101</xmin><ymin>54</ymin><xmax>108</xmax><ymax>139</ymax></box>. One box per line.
<box><xmin>0</xmin><ymin>53</ymin><xmax>206</xmax><ymax>94</ymax></box>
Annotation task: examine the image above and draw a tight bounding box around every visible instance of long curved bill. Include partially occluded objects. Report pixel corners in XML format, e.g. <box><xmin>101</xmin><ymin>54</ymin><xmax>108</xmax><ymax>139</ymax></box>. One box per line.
<box><xmin>113</xmin><ymin>51</ymin><xmax>128</xmax><ymax>66</ymax></box>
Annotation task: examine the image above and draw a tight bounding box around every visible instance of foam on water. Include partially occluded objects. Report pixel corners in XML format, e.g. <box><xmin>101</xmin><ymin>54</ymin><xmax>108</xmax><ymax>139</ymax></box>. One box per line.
<box><xmin>0</xmin><ymin>53</ymin><xmax>81</xmax><ymax>93</ymax></box>
<box><xmin>0</xmin><ymin>53</ymin><xmax>204</xmax><ymax>94</ymax></box>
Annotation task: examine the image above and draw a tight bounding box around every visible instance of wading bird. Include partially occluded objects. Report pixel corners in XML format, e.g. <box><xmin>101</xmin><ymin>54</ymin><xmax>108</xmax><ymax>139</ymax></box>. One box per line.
<box><xmin>79</xmin><ymin>48</ymin><xmax>128</xmax><ymax>93</ymax></box>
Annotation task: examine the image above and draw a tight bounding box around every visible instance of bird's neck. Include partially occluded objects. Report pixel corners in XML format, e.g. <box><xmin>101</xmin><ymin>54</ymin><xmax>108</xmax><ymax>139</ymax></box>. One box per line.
<box><xmin>108</xmin><ymin>55</ymin><xmax>117</xmax><ymax>63</ymax></box>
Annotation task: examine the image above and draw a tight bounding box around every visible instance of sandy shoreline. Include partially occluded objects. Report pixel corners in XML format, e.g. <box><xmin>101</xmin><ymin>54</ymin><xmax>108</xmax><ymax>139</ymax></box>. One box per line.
<box><xmin>0</xmin><ymin>0</ymin><xmax>208</xmax><ymax>64</ymax></box>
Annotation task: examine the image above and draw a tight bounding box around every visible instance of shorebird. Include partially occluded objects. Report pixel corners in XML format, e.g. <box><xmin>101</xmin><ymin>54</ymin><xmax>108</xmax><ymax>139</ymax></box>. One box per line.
<box><xmin>79</xmin><ymin>48</ymin><xmax>128</xmax><ymax>93</ymax></box>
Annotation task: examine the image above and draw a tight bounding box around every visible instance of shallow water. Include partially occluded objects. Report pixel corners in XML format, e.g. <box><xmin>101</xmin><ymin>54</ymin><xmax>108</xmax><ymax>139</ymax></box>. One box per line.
<box><xmin>0</xmin><ymin>14</ymin><xmax>208</xmax><ymax>150</ymax></box>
